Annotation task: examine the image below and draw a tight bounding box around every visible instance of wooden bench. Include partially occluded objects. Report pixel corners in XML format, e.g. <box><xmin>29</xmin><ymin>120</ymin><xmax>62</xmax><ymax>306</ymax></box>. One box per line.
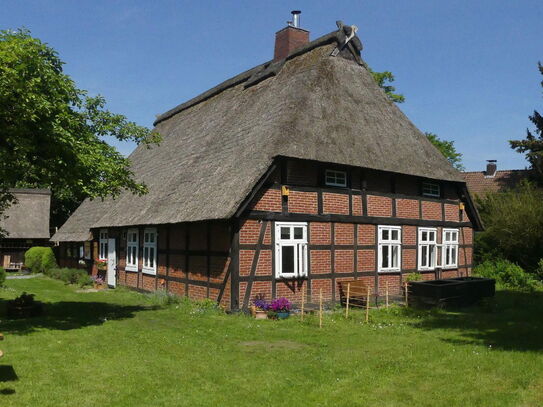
<box><xmin>337</xmin><ymin>279</ymin><xmax>370</xmax><ymax>307</ymax></box>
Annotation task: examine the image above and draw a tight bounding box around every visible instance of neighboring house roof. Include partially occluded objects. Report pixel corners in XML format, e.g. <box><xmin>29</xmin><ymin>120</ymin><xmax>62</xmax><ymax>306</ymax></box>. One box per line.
<box><xmin>52</xmin><ymin>23</ymin><xmax>470</xmax><ymax>242</ymax></box>
<box><xmin>462</xmin><ymin>169</ymin><xmax>530</xmax><ymax>197</ymax></box>
<box><xmin>1</xmin><ymin>189</ymin><xmax>51</xmax><ymax>239</ymax></box>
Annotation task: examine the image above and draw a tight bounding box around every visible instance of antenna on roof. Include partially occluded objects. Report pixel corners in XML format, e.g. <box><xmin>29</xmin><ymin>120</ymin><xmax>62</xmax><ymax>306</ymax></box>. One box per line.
<box><xmin>290</xmin><ymin>10</ymin><xmax>301</xmax><ymax>28</ymax></box>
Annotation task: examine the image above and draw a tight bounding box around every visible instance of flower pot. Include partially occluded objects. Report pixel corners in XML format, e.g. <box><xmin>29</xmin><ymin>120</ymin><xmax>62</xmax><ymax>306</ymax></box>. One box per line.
<box><xmin>276</xmin><ymin>311</ymin><xmax>290</xmax><ymax>319</ymax></box>
<box><xmin>255</xmin><ymin>310</ymin><xmax>268</xmax><ymax>320</ymax></box>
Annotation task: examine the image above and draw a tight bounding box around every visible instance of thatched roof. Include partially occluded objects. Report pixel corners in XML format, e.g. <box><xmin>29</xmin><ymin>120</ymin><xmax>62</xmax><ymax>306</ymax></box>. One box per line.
<box><xmin>1</xmin><ymin>189</ymin><xmax>51</xmax><ymax>239</ymax></box>
<box><xmin>53</xmin><ymin>25</ymin><xmax>468</xmax><ymax>242</ymax></box>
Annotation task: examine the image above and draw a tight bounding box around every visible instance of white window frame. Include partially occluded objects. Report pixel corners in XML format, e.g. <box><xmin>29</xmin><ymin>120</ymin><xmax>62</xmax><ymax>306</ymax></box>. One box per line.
<box><xmin>99</xmin><ymin>229</ymin><xmax>108</xmax><ymax>260</ymax></box>
<box><xmin>442</xmin><ymin>228</ymin><xmax>459</xmax><ymax>269</ymax></box>
<box><xmin>142</xmin><ymin>228</ymin><xmax>157</xmax><ymax>275</ymax></box>
<box><xmin>125</xmin><ymin>228</ymin><xmax>139</xmax><ymax>272</ymax></box>
<box><xmin>378</xmin><ymin>226</ymin><xmax>402</xmax><ymax>272</ymax></box>
<box><xmin>418</xmin><ymin>227</ymin><xmax>437</xmax><ymax>270</ymax></box>
<box><xmin>325</xmin><ymin>169</ymin><xmax>347</xmax><ymax>188</ymax></box>
<box><xmin>274</xmin><ymin>222</ymin><xmax>308</xmax><ymax>279</ymax></box>
<box><xmin>422</xmin><ymin>181</ymin><xmax>440</xmax><ymax>198</ymax></box>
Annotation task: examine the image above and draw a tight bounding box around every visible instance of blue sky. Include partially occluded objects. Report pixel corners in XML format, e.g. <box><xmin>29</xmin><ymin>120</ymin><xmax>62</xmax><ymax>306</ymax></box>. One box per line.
<box><xmin>2</xmin><ymin>0</ymin><xmax>542</xmax><ymax>171</ymax></box>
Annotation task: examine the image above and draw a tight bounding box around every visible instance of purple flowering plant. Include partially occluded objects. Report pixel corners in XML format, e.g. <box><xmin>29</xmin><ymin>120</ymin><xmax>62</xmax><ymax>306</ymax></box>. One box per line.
<box><xmin>92</xmin><ymin>276</ymin><xmax>105</xmax><ymax>285</ymax></box>
<box><xmin>253</xmin><ymin>295</ymin><xmax>269</xmax><ymax>311</ymax></box>
<box><xmin>270</xmin><ymin>297</ymin><xmax>291</xmax><ymax>313</ymax></box>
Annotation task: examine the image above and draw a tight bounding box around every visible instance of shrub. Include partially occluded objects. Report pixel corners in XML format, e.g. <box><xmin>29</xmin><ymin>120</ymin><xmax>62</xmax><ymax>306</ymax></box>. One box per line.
<box><xmin>24</xmin><ymin>247</ymin><xmax>57</xmax><ymax>274</ymax></box>
<box><xmin>0</xmin><ymin>266</ymin><xmax>6</xmax><ymax>286</ymax></box>
<box><xmin>475</xmin><ymin>182</ymin><xmax>543</xmax><ymax>272</ymax></box>
<box><xmin>474</xmin><ymin>259</ymin><xmax>540</xmax><ymax>290</ymax></box>
<box><xmin>47</xmin><ymin>267</ymin><xmax>92</xmax><ymax>287</ymax></box>
<box><xmin>535</xmin><ymin>259</ymin><xmax>543</xmax><ymax>281</ymax></box>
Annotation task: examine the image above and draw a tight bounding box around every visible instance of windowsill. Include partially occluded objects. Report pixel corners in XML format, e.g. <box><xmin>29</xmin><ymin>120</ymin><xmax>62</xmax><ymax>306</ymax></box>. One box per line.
<box><xmin>442</xmin><ymin>265</ymin><xmax>457</xmax><ymax>270</ymax></box>
<box><xmin>418</xmin><ymin>268</ymin><xmax>436</xmax><ymax>272</ymax></box>
<box><xmin>125</xmin><ymin>265</ymin><xmax>138</xmax><ymax>272</ymax></box>
<box><xmin>142</xmin><ymin>268</ymin><xmax>157</xmax><ymax>275</ymax></box>
<box><xmin>378</xmin><ymin>269</ymin><xmax>401</xmax><ymax>273</ymax></box>
<box><xmin>276</xmin><ymin>275</ymin><xmax>305</xmax><ymax>280</ymax></box>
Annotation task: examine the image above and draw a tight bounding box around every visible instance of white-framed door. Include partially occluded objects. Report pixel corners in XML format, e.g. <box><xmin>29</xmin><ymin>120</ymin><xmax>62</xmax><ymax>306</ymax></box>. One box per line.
<box><xmin>107</xmin><ymin>238</ymin><xmax>116</xmax><ymax>287</ymax></box>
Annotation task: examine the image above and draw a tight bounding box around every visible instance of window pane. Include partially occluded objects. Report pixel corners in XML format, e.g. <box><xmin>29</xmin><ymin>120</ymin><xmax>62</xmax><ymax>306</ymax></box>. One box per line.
<box><xmin>391</xmin><ymin>230</ymin><xmax>399</xmax><ymax>241</ymax></box>
<box><xmin>422</xmin><ymin>231</ymin><xmax>427</xmax><ymax>241</ymax></box>
<box><xmin>294</xmin><ymin>227</ymin><xmax>303</xmax><ymax>240</ymax></box>
<box><xmin>150</xmin><ymin>233</ymin><xmax>155</xmax><ymax>243</ymax></box>
<box><xmin>382</xmin><ymin>229</ymin><xmax>389</xmax><ymax>240</ymax></box>
<box><xmin>281</xmin><ymin>246</ymin><xmax>295</xmax><ymax>275</ymax></box>
<box><xmin>382</xmin><ymin>245</ymin><xmax>389</xmax><ymax>268</ymax></box>
<box><xmin>429</xmin><ymin>246</ymin><xmax>435</xmax><ymax>267</ymax></box>
<box><xmin>281</xmin><ymin>227</ymin><xmax>290</xmax><ymax>240</ymax></box>
<box><xmin>150</xmin><ymin>248</ymin><xmax>155</xmax><ymax>267</ymax></box>
<box><xmin>422</xmin><ymin>246</ymin><xmax>428</xmax><ymax>267</ymax></box>
<box><xmin>392</xmin><ymin>245</ymin><xmax>399</xmax><ymax>268</ymax></box>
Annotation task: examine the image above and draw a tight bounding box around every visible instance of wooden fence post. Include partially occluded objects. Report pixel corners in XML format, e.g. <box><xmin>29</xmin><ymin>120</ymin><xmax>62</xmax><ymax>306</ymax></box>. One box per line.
<box><xmin>385</xmin><ymin>280</ymin><xmax>389</xmax><ymax>308</ymax></box>
<box><xmin>319</xmin><ymin>288</ymin><xmax>323</xmax><ymax>329</ymax></box>
<box><xmin>365</xmin><ymin>286</ymin><xmax>371</xmax><ymax>323</ymax></box>
<box><xmin>405</xmin><ymin>282</ymin><xmax>409</xmax><ymax>307</ymax></box>
<box><xmin>300</xmin><ymin>284</ymin><xmax>305</xmax><ymax>322</ymax></box>
<box><xmin>345</xmin><ymin>282</ymin><xmax>351</xmax><ymax>319</ymax></box>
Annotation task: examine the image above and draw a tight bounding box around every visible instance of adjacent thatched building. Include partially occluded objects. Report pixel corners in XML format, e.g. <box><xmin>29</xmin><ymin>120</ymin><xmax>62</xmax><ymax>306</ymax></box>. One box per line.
<box><xmin>52</xmin><ymin>15</ymin><xmax>482</xmax><ymax>309</ymax></box>
<box><xmin>1</xmin><ymin>189</ymin><xmax>51</xmax><ymax>270</ymax></box>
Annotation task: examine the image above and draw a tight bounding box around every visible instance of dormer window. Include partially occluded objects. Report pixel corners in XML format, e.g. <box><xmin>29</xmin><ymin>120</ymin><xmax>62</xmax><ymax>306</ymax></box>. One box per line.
<box><xmin>422</xmin><ymin>181</ymin><xmax>440</xmax><ymax>198</ymax></box>
<box><xmin>325</xmin><ymin>169</ymin><xmax>347</xmax><ymax>187</ymax></box>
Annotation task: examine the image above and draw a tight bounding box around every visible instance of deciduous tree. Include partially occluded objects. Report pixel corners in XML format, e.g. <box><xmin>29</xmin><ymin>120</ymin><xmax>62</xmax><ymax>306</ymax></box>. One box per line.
<box><xmin>0</xmin><ymin>29</ymin><xmax>160</xmax><ymax>228</ymax></box>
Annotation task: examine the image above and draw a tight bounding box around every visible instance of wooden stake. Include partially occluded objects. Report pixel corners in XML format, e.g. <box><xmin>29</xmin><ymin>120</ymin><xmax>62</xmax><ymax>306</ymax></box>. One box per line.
<box><xmin>365</xmin><ymin>286</ymin><xmax>371</xmax><ymax>323</ymax></box>
<box><xmin>300</xmin><ymin>284</ymin><xmax>305</xmax><ymax>322</ymax></box>
<box><xmin>319</xmin><ymin>288</ymin><xmax>323</xmax><ymax>329</ymax></box>
<box><xmin>385</xmin><ymin>280</ymin><xmax>389</xmax><ymax>308</ymax></box>
<box><xmin>345</xmin><ymin>282</ymin><xmax>351</xmax><ymax>318</ymax></box>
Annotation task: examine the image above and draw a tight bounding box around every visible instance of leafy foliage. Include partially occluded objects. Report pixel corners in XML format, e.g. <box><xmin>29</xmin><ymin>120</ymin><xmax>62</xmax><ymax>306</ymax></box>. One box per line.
<box><xmin>474</xmin><ymin>259</ymin><xmax>540</xmax><ymax>290</ymax></box>
<box><xmin>368</xmin><ymin>68</ymin><xmax>405</xmax><ymax>103</ymax></box>
<box><xmin>0</xmin><ymin>28</ymin><xmax>160</xmax><ymax>225</ymax></box>
<box><xmin>0</xmin><ymin>266</ymin><xmax>5</xmax><ymax>286</ymax></box>
<box><xmin>475</xmin><ymin>182</ymin><xmax>543</xmax><ymax>272</ymax></box>
<box><xmin>24</xmin><ymin>246</ymin><xmax>57</xmax><ymax>274</ymax></box>
<box><xmin>46</xmin><ymin>267</ymin><xmax>92</xmax><ymax>287</ymax></box>
<box><xmin>425</xmin><ymin>132</ymin><xmax>465</xmax><ymax>170</ymax></box>
<box><xmin>510</xmin><ymin>62</ymin><xmax>543</xmax><ymax>183</ymax></box>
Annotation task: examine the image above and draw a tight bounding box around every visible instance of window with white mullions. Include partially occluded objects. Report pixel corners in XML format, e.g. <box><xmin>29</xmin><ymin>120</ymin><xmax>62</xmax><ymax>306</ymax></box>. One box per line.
<box><xmin>126</xmin><ymin>229</ymin><xmax>139</xmax><ymax>271</ymax></box>
<box><xmin>325</xmin><ymin>169</ymin><xmax>347</xmax><ymax>187</ymax></box>
<box><xmin>418</xmin><ymin>228</ymin><xmax>437</xmax><ymax>270</ymax></box>
<box><xmin>442</xmin><ymin>228</ymin><xmax>459</xmax><ymax>268</ymax></box>
<box><xmin>422</xmin><ymin>181</ymin><xmax>440</xmax><ymax>198</ymax></box>
<box><xmin>275</xmin><ymin>222</ymin><xmax>308</xmax><ymax>279</ymax></box>
<box><xmin>142</xmin><ymin>228</ymin><xmax>157</xmax><ymax>274</ymax></box>
<box><xmin>378</xmin><ymin>226</ymin><xmax>401</xmax><ymax>272</ymax></box>
<box><xmin>99</xmin><ymin>229</ymin><xmax>108</xmax><ymax>260</ymax></box>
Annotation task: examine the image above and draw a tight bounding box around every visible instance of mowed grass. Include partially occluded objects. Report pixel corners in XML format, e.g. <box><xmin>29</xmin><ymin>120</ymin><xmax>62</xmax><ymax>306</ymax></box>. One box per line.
<box><xmin>1</xmin><ymin>277</ymin><xmax>542</xmax><ymax>407</ymax></box>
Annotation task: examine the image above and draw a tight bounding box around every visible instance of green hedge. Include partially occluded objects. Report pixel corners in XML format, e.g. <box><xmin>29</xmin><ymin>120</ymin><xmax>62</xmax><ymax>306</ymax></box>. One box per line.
<box><xmin>24</xmin><ymin>246</ymin><xmax>57</xmax><ymax>274</ymax></box>
<box><xmin>474</xmin><ymin>259</ymin><xmax>541</xmax><ymax>290</ymax></box>
<box><xmin>0</xmin><ymin>266</ymin><xmax>5</xmax><ymax>286</ymax></box>
<box><xmin>47</xmin><ymin>268</ymin><xmax>92</xmax><ymax>287</ymax></box>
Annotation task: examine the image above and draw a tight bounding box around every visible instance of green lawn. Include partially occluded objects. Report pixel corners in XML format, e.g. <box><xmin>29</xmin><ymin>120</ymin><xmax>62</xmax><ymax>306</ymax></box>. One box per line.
<box><xmin>1</xmin><ymin>277</ymin><xmax>542</xmax><ymax>407</ymax></box>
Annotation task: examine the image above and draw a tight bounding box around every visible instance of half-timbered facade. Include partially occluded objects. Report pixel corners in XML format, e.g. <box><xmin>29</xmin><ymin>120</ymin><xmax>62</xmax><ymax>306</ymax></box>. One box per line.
<box><xmin>52</xmin><ymin>17</ymin><xmax>482</xmax><ymax>310</ymax></box>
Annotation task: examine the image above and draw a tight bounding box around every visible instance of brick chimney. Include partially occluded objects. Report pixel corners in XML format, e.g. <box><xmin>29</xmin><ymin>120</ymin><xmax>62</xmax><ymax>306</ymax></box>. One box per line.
<box><xmin>274</xmin><ymin>11</ymin><xmax>310</xmax><ymax>61</ymax></box>
<box><xmin>485</xmin><ymin>160</ymin><xmax>497</xmax><ymax>177</ymax></box>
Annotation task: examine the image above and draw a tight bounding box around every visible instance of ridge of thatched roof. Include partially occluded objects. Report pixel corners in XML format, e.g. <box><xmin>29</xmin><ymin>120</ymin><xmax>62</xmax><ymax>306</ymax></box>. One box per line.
<box><xmin>1</xmin><ymin>189</ymin><xmax>51</xmax><ymax>239</ymax></box>
<box><xmin>53</xmin><ymin>24</ymin><xmax>468</xmax><ymax>241</ymax></box>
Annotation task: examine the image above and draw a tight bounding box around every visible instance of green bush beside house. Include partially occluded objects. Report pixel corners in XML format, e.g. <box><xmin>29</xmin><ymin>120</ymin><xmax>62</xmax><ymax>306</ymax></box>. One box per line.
<box><xmin>24</xmin><ymin>247</ymin><xmax>57</xmax><ymax>274</ymax></box>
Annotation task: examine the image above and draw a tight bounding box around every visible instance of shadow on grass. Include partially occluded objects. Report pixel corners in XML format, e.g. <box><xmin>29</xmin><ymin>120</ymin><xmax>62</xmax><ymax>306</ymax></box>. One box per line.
<box><xmin>0</xmin><ymin>299</ymin><xmax>158</xmax><ymax>335</ymax></box>
<box><xmin>406</xmin><ymin>289</ymin><xmax>543</xmax><ymax>352</ymax></box>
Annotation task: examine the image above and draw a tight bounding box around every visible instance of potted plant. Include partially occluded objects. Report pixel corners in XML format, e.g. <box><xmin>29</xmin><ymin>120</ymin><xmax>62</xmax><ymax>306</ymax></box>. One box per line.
<box><xmin>7</xmin><ymin>292</ymin><xmax>43</xmax><ymax>318</ymax></box>
<box><xmin>270</xmin><ymin>297</ymin><xmax>291</xmax><ymax>319</ymax></box>
<box><xmin>92</xmin><ymin>276</ymin><xmax>106</xmax><ymax>290</ymax></box>
<box><xmin>252</xmin><ymin>295</ymin><xmax>269</xmax><ymax>319</ymax></box>
<box><xmin>95</xmin><ymin>260</ymin><xmax>107</xmax><ymax>272</ymax></box>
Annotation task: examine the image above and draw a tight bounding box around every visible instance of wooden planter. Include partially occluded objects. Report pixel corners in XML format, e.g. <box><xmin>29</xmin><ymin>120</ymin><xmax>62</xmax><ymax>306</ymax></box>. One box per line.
<box><xmin>254</xmin><ymin>310</ymin><xmax>268</xmax><ymax>320</ymax></box>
